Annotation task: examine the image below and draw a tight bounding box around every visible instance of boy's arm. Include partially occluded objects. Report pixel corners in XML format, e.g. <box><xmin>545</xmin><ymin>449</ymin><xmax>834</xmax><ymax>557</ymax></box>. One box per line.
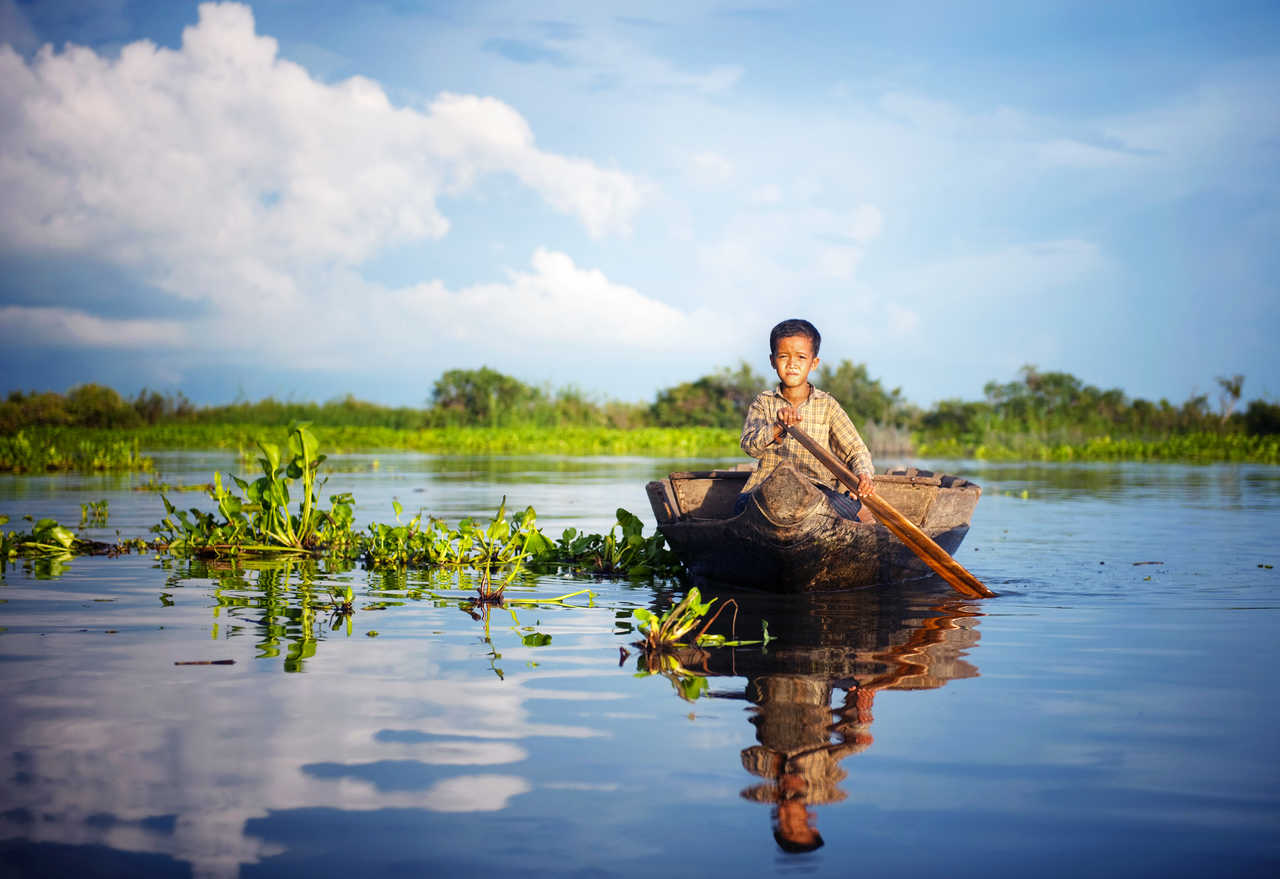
<box><xmin>740</xmin><ymin>395</ymin><xmax>782</xmax><ymax>457</ymax></box>
<box><xmin>829</xmin><ymin>406</ymin><xmax>875</xmax><ymax>488</ymax></box>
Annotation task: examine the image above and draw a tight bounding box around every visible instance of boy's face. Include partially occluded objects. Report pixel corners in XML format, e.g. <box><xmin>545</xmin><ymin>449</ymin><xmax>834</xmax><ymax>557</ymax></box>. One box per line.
<box><xmin>770</xmin><ymin>334</ymin><xmax>820</xmax><ymax>391</ymax></box>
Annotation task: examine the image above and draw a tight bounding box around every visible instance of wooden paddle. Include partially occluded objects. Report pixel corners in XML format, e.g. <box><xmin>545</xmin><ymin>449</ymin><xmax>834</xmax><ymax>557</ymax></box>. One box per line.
<box><xmin>785</xmin><ymin>425</ymin><xmax>996</xmax><ymax>599</ymax></box>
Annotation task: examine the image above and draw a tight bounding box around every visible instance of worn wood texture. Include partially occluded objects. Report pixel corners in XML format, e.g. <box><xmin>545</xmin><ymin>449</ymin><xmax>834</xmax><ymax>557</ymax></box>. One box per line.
<box><xmin>785</xmin><ymin>426</ymin><xmax>994</xmax><ymax>598</ymax></box>
<box><xmin>646</xmin><ymin>461</ymin><xmax>985</xmax><ymax>594</ymax></box>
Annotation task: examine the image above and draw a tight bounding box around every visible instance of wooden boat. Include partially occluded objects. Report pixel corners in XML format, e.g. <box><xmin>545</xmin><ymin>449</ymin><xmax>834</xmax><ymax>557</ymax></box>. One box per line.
<box><xmin>645</xmin><ymin>464</ymin><xmax>981</xmax><ymax>593</ymax></box>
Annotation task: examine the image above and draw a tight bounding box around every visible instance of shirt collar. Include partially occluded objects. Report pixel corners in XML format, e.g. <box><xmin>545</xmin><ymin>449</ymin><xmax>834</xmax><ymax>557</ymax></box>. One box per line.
<box><xmin>771</xmin><ymin>382</ymin><xmax>816</xmax><ymax>404</ymax></box>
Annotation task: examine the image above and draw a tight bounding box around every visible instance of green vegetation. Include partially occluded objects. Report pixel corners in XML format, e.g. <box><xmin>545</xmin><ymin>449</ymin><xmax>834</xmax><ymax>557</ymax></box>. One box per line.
<box><xmin>915</xmin><ymin>366</ymin><xmax>1280</xmax><ymax>463</ymax></box>
<box><xmin>546</xmin><ymin>509</ymin><xmax>679</xmax><ymax>578</ymax></box>
<box><xmin>629</xmin><ymin>586</ymin><xmax>774</xmax><ymax>701</ymax></box>
<box><xmin>3</xmin><ymin>363</ymin><xmax>1279</xmax><ymax>469</ymax></box>
<box><xmin>80</xmin><ymin>499</ymin><xmax>109</xmax><ymax>527</ymax></box>
<box><xmin>142</xmin><ymin>427</ymin><xmax>685</xmax><ymax>601</ymax></box>
<box><xmin>0</xmin><ymin>428</ymin><xmax>152</xmax><ymax>472</ymax></box>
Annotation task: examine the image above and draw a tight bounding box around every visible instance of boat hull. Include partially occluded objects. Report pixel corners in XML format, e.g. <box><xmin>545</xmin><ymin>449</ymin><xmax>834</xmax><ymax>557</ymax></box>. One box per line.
<box><xmin>646</xmin><ymin>464</ymin><xmax>980</xmax><ymax>593</ymax></box>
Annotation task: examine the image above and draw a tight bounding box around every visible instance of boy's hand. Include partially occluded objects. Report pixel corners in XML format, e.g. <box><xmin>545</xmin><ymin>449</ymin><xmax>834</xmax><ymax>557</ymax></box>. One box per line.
<box><xmin>775</xmin><ymin>406</ymin><xmax>800</xmax><ymax>428</ymax></box>
<box><xmin>772</xmin><ymin>405</ymin><xmax>800</xmax><ymax>442</ymax></box>
<box><xmin>857</xmin><ymin>473</ymin><xmax>875</xmax><ymax>497</ymax></box>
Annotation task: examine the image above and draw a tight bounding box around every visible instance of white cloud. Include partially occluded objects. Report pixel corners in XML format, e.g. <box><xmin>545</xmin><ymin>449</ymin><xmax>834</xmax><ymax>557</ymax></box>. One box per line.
<box><xmin>1037</xmin><ymin>138</ymin><xmax>1139</xmax><ymax>169</ymax></box>
<box><xmin>0</xmin><ymin>305</ymin><xmax>186</xmax><ymax>348</ymax></box>
<box><xmin>420</xmin><ymin>774</ymin><xmax>532</xmax><ymax>812</ymax></box>
<box><xmin>687</xmin><ymin>150</ymin><xmax>734</xmax><ymax>185</ymax></box>
<box><xmin>391</xmin><ymin>248</ymin><xmax>705</xmax><ymax>353</ymax></box>
<box><xmin>0</xmin><ymin>2</ymin><xmax>645</xmax><ymax>319</ymax></box>
<box><xmin>816</xmin><ymin>245</ymin><xmax>862</xmax><ymax>281</ymax></box>
<box><xmin>697</xmin><ymin>202</ymin><xmax>885</xmax><ymax>288</ymax></box>
<box><xmin>883</xmin><ymin>238</ymin><xmax>1108</xmax><ymax>312</ymax></box>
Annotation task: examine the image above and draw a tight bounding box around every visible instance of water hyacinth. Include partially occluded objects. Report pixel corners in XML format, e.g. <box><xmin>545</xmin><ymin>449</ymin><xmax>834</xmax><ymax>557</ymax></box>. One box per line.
<box><xmin>137</xmin><ymin>426</ymin><xmax>684</xmax><ymax>595</ymax></box>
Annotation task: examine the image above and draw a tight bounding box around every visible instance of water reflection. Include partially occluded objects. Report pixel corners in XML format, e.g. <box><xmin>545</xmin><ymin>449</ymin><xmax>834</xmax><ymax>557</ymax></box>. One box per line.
<box><xmin>157</xmin><ymin>557</ymin><xmax>559</xmax><ymax>673</ymax></box>
<box><xmin>644</xmin><ymin>586</ymin><xmax>982</xmax><ymax>854</ymax></box>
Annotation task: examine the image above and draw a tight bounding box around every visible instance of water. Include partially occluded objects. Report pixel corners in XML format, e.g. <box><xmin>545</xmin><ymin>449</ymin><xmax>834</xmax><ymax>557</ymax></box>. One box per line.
<box><xmin>1</xmin><ymin>454</ymin><xmax>1278</xmax><ymax>878</ymax></box>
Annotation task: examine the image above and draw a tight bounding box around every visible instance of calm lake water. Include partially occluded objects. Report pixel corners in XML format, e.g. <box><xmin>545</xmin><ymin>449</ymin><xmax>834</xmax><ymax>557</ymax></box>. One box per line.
<box><xmin>2</xmin><ymin>452</ymin><xmax>1278</xmax><ymax>878</ymax></box>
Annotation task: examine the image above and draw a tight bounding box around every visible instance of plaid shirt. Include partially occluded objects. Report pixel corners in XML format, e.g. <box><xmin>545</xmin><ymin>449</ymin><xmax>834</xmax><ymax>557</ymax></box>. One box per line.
<box><xmin>740</xmin><ymin>384</ymin><xmax>874</xmax><ymax>494</ymax></box>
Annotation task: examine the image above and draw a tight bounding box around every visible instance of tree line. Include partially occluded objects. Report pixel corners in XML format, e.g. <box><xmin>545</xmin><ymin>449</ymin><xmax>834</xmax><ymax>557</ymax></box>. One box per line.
<box><xmin>2</xmin><ymin>364</ymin><xmax>1277</xmax><ymax>438</ymax></box>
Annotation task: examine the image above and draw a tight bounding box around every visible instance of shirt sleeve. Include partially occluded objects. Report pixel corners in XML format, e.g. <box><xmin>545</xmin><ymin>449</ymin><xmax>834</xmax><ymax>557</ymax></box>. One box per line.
<box><xmin>740</xmin><ymin>394</ymin><xmax>778</xmax><ymax>458</ymax></box>
<box><xmin>827</xmin><ymin>404</ymin><xmax>874</xmax><ymax>478</ymax></box>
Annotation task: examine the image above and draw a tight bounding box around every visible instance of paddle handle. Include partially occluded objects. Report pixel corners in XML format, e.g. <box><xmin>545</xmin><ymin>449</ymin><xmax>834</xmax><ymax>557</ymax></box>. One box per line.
<box><xmin>785</xmin><ymin>426</ymin><xmax>996</xmax><ymax>599</ymax></box>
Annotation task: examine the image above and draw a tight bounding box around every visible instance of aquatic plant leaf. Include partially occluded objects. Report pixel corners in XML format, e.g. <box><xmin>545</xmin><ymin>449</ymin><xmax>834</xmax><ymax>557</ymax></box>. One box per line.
<box><xmin>616</xmin><ymin>508</ymin><xmax>644</xmax><ymax>539</ymax></box>
<box><xmin>521</xmin><ymin>633</ymin><xmax>552</xmax><ymax>647</ymax></box>
<box><xmin>258</xmin><ymin>441</ymin><xmax>280</xmax><ymax>476</ymax></box>
<box><xmin>677</xmin><ymin>675</ymin><xmax>709</xmax><ymax>701</ymax></box>
<box><xmin>291</xmin><ymin>423</ymin><xmax>319</xmax><ymax>461</ymax></box>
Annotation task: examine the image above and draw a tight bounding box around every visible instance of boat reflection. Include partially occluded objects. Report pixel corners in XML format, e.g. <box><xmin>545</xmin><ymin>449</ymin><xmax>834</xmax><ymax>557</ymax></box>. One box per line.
<box><xmin>641</xmin><ymin>585</ymin><xmax>983</xmax><ymax>854</ymax></box>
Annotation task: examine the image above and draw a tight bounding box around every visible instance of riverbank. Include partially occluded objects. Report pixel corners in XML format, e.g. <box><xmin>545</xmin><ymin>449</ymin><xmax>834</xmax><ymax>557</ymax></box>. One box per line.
<box><xmin>3</xmin><ymin>423</ymin><xmax>1278</xmax><ymax>472</ymax></box>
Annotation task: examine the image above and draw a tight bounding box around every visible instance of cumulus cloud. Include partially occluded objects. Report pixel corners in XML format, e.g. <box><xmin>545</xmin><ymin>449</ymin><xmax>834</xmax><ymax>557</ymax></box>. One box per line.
<box><xmin>391</xmin><ymin>248</ymin><xmax>704</xmax><ymax>352</ymax></box>
<box><xmin>0</xmin><ymin>1</ymin><xmax>647</xmax><ymax>351</ymax></box>
<box><xmin>699</xmin><ymin>202</ymin><xmax>885</xmax><ymax>287</ymax></box>
<box><xmin>0</xmin><ymin>305</ymin><xmax>186</xmax><ymax>348</ymax></box>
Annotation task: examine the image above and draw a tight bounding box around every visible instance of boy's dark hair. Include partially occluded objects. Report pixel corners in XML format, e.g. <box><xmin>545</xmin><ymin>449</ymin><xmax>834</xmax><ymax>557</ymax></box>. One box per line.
<box><xmin>770</xmin><ymin>319</ymin><xmax>821</xmax><ymax>356</ymax></box>
<box><xmin>774</xmin><ymin>827</ymin><xmax>825</xmax><ymax>853</ymax></box>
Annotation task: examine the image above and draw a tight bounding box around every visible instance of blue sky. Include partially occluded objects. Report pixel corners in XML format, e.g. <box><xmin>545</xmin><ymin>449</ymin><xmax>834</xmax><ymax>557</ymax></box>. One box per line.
<box><xmin>1</xmin><ymin>0</ymin><xmax>1277</xmax><ymax>410</ymax></box>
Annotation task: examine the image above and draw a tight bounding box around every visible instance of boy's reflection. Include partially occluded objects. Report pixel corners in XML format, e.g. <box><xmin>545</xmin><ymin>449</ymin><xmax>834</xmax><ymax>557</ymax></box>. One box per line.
<box><xmin>740</xmin><ymin>676</ymin><xmax>876</xmax><ymax>852</ymax></box>
<box><xmin>723</xmin><ymin>593</ymin><xmax>981</xmax><ymax>854</ymax></box>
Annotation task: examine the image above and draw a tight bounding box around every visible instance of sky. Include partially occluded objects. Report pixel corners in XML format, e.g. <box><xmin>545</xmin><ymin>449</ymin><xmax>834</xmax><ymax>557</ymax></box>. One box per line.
<box><xmin>0</xmin><ymin>0</ymin><xmax>1277</xmax><ymax>410</ymax></box>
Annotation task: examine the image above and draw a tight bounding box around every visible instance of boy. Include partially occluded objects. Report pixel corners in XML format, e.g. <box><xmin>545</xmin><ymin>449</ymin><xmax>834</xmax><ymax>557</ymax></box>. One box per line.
<box><xmin>736</xmin><ymin>318</ymin><xmax>876</xmax><ymax>520</ymax></box>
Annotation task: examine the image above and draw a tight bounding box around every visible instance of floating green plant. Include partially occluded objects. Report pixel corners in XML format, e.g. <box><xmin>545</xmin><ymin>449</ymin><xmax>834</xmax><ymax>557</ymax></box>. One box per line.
<box><xmin>80</xmin><ymin>499</ymin><xmax>109</xmax><ymax>527</ymax></box>
<box><xmin>632</xmin><ymin>587</ymin><xmax>772</xmax><ymax>651</ymax></box>
<box><xmin>153</xmin><ymin>422</ymin><xmax>356</xmax><ymax>556</ymax></box>
<box><xmin>546</xmin><ymin>508</ymin><xmax>680</xmax><ymax>577</ymax></box>
<box><xmin>133</xmin><ymin>478</ymin><xmax>212</xmax><ymax>493</ymax></box>
<box><xmin>0</xmin><ymin>515</ymin><xmax>122</xmax><ymax>563</ymax></box>
<box><xmin>630</xmin><ymin>589</ymin><xmax>774</xmax><ymax>702</ymax></box>
<box><xmin>5</xmin><ymin>426</ymin><xmax>686</xmax><ymax>612</ymax></box>
<box><xmin>0</xmin><ymin>429</ymin><xmax>154</xmax><ymax>473</ymax></box>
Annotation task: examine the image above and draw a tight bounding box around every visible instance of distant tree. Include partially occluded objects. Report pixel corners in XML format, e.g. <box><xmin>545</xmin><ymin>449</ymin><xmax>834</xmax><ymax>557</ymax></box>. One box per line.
<box><xmin>919</xmin><ymin>399</ymin><xmax>992</xmax><ymax>439</ymax></box>
<box><xmin>65</xmin><ymin>384</ymin><xmax>138</xmax><ymax>428</ymax></box>
<box><xmin>0</xmin><ymin>390</ymin><xmax>70</xmax><ymax>432</ymax></box>
<box><xmin>1244</xmin><ymin>400</ymin><xmax>1280</xmax><ymax>435</ymax></box>
<box><xmin>814</xmin><ymin>360</ymin><xmax>908</xmax><ymax>426</ymax></box>
<box><xmin>1216</xmin><ymin>374</ymin><xmax>1245</xmax><ymax>422</ymax></box>
<box><xmin>132</xmin><ymin>388</ymin><xmax>194</xmax><ymax>424</ymax></box>
<box><xmin>429</xmin><ymin>367</ymin><xmax>544</xmax><ymax>426</ymax></box>
<box><xmin>650</xmin><ymin>362</ymin><xmax>766</xmax><ymax>428</ymax></box>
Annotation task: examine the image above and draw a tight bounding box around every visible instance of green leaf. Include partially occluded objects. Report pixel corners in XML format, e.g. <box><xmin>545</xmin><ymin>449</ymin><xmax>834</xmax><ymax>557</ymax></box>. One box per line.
<box><xmin>291</xmin><ymin>424</ymin><xmax>319</xmax><ymax>461</ymax></box>
<box><xmin>617</xmin><ymin>508</ymin><xmax>644</xmax><ymax>539</ymax></box>
<box><xmin>677</xmin><ymin>675</ymin><xmax>709</xmax><ymax>701</ymax></box>
<box><xmin>258</xmin><ymin>441</ymin><xmax>280</xmax><ymax>476</ymax></box>
<box><xmin>521</xmin><ymin>632</ymin><xmax>552</xmax><ymax>647</ymax></box>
